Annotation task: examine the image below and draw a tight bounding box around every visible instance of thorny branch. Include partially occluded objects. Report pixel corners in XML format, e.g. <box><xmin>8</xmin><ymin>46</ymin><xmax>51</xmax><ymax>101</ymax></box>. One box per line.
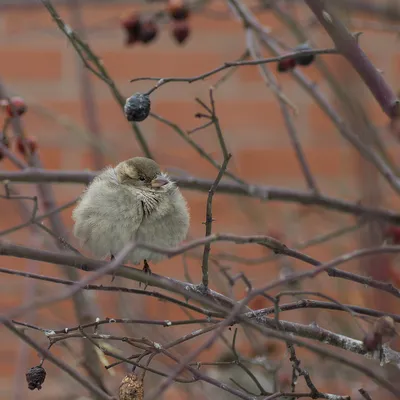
<box><xmin>304</xmin><ymin>0</ymin><xmax>400</xmax><ymax>119</ymax></box>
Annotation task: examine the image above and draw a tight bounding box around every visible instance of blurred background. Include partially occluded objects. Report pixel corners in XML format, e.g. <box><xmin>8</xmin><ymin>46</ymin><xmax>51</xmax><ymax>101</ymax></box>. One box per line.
<box><xmin>1</xmin><ymin>0</ymin><xmax>400</xmax><ymax>399</ymax></box>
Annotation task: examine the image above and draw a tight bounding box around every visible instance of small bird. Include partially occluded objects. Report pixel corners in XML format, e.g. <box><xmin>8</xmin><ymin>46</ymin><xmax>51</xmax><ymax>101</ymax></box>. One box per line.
<box><xmin>72</xmin><ymin>157</ymin><xmax>190</xmax><ymax>274</ymax></box>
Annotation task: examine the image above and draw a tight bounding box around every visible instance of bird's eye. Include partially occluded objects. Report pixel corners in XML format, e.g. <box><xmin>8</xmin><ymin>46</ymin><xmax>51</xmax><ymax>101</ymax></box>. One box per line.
<box><xmin>139</xmin><ymin>176</ymin><xmax>146</xmax><ymax>181</ymax></box>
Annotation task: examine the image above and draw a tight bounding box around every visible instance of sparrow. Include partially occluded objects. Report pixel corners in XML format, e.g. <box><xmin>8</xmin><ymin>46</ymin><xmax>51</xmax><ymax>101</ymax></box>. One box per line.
<box><xmin>72</xmin><ymin>157</ymin><xmax>190</xmax><ymax>274</ymax></box>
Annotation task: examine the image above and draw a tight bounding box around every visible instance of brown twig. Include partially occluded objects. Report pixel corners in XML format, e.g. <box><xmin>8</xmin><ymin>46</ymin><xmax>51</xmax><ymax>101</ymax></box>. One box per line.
<box><xmin>131</xmin><ymin>48</ymin><xmax>339</xmax><ymax>93</ymax></box>
<box><xmin>201</xmin><ymin>153</ymin><xmax>232</xmax><ymax>289</ymax></box>
<box><xmin>3</xmin><ymin>320</ymin><xmax>113</xmax><ymax>400</ymax></box>
<box><xmin>2</xmin><ymin>168</ymin><xmax>400</xmax><ymax>222</ymax></box>
<box><xmin>41</xmin><ymin>0</ymin><xmax>153</xmax><ymax>159</ymax></box>
<box><xmin>245</xmin><ymin>29</ymin><xmax>320</xmax><ymax>194</ymax></box>
<box><xmin>304</xmin><ymin>0</ymin><xmax>399</xmax><ymax>119</ymax></box>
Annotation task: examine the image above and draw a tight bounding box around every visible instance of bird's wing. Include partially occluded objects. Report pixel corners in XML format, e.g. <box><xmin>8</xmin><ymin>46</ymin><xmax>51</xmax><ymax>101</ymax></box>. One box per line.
<box><xmin>73</xmin><ymin>171</ymin><xmax>143</xmax><ymax>254</ymax></box>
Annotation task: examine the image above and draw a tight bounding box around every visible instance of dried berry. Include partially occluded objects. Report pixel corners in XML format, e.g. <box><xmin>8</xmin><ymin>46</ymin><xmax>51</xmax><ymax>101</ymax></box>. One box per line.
<box><xmin>121</xmin><ymin>12</ymin><xmax>142</xmax><ymax>45</ymax></box>
<box><xmin>119</xmin><ymin>373</ymin><xmax>144</xmax><ymax>400</ymax></box>
<box><xmin>26</xmin><ymin>365</ymin><xmax>46</xmax><ymax>391</ymax></box>
<box><xmin>294</xmin><ymin>43</ymin><xmax>315</xmax><ymax>66</ymax></box>
<box><xmin>171</xmin><ymin>20</ymin><xmax>190</xmax><ymax>45</ymax></box>
<box><xmin>5</xmin><ymin>96</ymin><xmax>27</xmax><ymax>117</ymax></box>
<box><xmin>139</xmin><ymin>20</ymin><xmax>158</xmax><ymax>44</ymax></box>
<box><xmin>277</xmin><ymin>58</ymin><xmax>296</xmax><ymax>73</ymax></box>
<box><xmin>16</xmin><ymin>136</ymin><xmax>38</xmax><ymax>156</ymax></box>
<box><xmin>124</xmin><ymin>93</ymin><xmax>151</xmax><ymax>122</ymax></box>
<box><xmin>167</xmin><ymin>0</ymin><xmax>189</xmax><ymax>20</ymax></box>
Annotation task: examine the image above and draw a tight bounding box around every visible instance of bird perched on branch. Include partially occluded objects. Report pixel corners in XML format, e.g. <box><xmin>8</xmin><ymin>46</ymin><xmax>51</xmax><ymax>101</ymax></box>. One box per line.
<box><xmin>72</xmin><ymin>157</ymin><xmax>190</xmax><ymax>274</ymax></box>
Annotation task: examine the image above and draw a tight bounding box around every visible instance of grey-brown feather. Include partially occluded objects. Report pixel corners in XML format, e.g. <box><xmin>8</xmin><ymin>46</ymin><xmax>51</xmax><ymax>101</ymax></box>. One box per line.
<box><xmin>72</xmin><ymin>158</ymin><xmax>190</xmax><ymax>264</ymax></box>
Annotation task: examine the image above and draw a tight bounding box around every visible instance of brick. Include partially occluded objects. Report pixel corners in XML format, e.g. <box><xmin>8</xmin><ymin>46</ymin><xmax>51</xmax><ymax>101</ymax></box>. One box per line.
<box><xmin>153</xmin><ymin>98</ymin><xmax>290</xmax><ymax>147</ymax></box>
<box><xmin>152</xmin><ymin>143</ymin><xmax>224</xmax><ymax>179</ymax></box>
<box><xmin>3</xmin><ymin>7</ymin><xmax>65</xmax><ymax>35</ymax></box>
<box><xmin>236</xmin><ymin>147</ymin><xmax>350</xmax><ymax>183</ymax></box>
<box><xmin>306</xmin><ymin>102</ymin><xmax>346</xmax><ymax>145</ymax></box>
<box><xmin>216</xmin><ymin>99</ymin><xmax>287</xmax><ymax>133</ymax></box>
<box><xmin>190</xmin><ymin>10</ymin><xmax>243</xmax><ymax>34</ymax></box>
<box><xmin>37</xmin><ymin>99</ymin><xmax>138</xmax><ymax>139</ymax></box>
<box><xmin>0</xmin><ymin>48</ymin><xmax>62</xmax><ymax>81</ymax></box>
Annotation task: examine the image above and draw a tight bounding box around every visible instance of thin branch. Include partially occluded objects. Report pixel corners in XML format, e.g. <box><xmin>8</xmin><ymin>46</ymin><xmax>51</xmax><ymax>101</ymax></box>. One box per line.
<box><xmin>69</xmin><ymin>0</ymin><xmax>105</xmax><ymax>169</ymax></box>
<box><xmin>276</xmin><ymin>291</ymin><xmax>367</xmax><ymax>335</ymax></box>
<box><xmin>252</xmin><ymin>299</ymin><xmax>400</xmax><ymax>323</ymax></box>
<box><xmin>0</xmin><ymin>141</ymin><xmax>28</xmax><ymax>169</ymax></box>
<box><xmin>0</xmin><ymin>197</ymin><xmax>78</xmax><ymax>237</ymax></box>
<box><xmin>0</xmin><ymin>79</ymin><xmax>106</xmax><ymax>386</ymax></box>
<box><xmin>201</xmin><ymin>155</ymin><xmax>231</xmax><ymax>289</ymax></box>
<box><xmin>359</xmin><ymin>388</ymin><xmax>373</xmax><ymax>400</ymax></box>
<box><xmin>3</xmin><ymin>236</ymin><xmax>400</xmax><ymax>304</ymax></box>
<box><xmin>246</xmin><ymin>29</ymin><xmax>320</xmax><ymax>194</ymax></box>
<box><xmin>304</xmin><ymin>0</ymin><xmax>399</xmax><ymax>118</ymax></box>
<box><xmin>131</xmin><ymin>48</ymin><xmax>338</xmax><ymax>92</ymax></box>
<box><xmin>2</xmin><ymin>169</ymin><xmax>400</xmax><ymax>222</ymax></box>
<box><xmin>240</xmin><ymin>315</ymin><xmax>400</xmax><ymax>398</ymax></box>
<box><xmin>0</xmin><ymin>267</ymin><xmax>221</xmax><ymax>317</ymax></box>
<box><xmin>226</xmin><ymin>0</ymin><xmax>400</xmax><ymax>194</ymax></box>
<box><xmin>3</xmin><ymin>241</ymin><xmax>400</xmax><ymax>373</ymax></box>
<box><xmin>149</xmin><ymin>112</ymin><xmax>245</xmax><ymax>184</ymax></box>
<box><xmin>3</xmin><ymin>320</ymin><xmax>113</xmax><ymax>400</ymax></box>
<box><xmin>41</xmin><ymin>0</ymin><xmax>153</xmax><ymax>159</ymax></box>
<box><xmin>12</xmin><ymin>316</ymin><xmax>218</xmax><ymax>334</ymax></box>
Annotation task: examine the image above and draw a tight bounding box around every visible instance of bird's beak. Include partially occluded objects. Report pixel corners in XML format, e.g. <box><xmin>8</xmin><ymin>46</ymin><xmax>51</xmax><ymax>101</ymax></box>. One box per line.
<box><xmin>151</xmin><ymin>176</ymin><xmax>169</xmax><ymax>188</ymax></box>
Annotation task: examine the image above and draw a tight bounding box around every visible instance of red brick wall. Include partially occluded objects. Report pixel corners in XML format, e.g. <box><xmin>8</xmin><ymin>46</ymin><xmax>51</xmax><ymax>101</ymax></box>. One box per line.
<box><xmin>1</xmin><ymin>2</ymin><xmax>399</xmax><ymax>399</ymax></box>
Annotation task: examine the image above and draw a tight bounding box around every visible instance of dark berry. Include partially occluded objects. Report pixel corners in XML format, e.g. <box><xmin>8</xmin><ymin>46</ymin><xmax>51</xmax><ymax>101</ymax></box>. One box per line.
<box><xmin>294</xmin><ymin>43</ymin><xmax>315</xmax><ymax>66</ymax></box>
<box><xmin>121</xmin><ymin>12</ymin><xmax>142</xmax><ymax>45</ymax></box>
<box><xmin>124</xmin><ymin>93</ymin><xmax>151</xmax><ymax>122</ymax></box>
<box><xmin>26</xmin><ymin>365</ymin><xmax>46</xmax><ymax>391</ymax></box>
<box><xmin>6</xmin><ymin>96</ymin><xmax>27</xmax><ymax>117</ymax></box>
<box><xmin>139</xmin><ymin>20</ymin><xmax>158</xmax><ymax>44</ymax></box>
<box><xmin>277</xmin><ymin>58</ymin><xmax>296</xmax><ymax>73</ymax></box>
<box><xmin>172</xmin><ymin>20</ymin><xmax>190</xmax><ymax>44</ymax></box>
<box><xmin>167</xmin><ymin>0</ymin><xmax>189</xmax><ymax>20</ymax></box>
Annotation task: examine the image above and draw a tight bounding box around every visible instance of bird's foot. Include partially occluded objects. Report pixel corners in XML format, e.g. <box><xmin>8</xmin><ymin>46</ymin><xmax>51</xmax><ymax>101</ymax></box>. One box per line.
<box><xmin>139</xmin><ymin>259</ymin><xmax>152</xmax><ymax>290</ymax></box>
<box><xmin>143</xmin><ymin>259</ymin><xmax>152</xmax><ymax>275</ymax></box>
<box><xmin>110</xmin><ymin>254</ymin><xmax>116</xmax><ymax>283</ymax></box>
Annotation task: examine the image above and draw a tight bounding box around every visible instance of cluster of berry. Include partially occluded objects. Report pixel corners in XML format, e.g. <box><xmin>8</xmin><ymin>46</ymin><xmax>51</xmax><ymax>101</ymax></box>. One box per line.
<box><xmin>121</xmin><ymin>0</ymin><xmax>190</xmax><ymax>46</ymax></box>
<box><xmin>277</xmin><ymin>43</ymin><xmax>315</xmax><ymax>73</ymax></box>
<box><xmin>0</xmin><ymin>97</ymin><xmax>37</xmax><ymax>160</ymax></box>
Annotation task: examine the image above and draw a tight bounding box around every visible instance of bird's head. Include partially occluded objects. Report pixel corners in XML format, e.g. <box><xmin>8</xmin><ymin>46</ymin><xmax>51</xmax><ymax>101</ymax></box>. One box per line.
<box><xmin>115</xmin><ymin>157</ymin><xmax>173</xmax><ymax>192</ymax></box>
